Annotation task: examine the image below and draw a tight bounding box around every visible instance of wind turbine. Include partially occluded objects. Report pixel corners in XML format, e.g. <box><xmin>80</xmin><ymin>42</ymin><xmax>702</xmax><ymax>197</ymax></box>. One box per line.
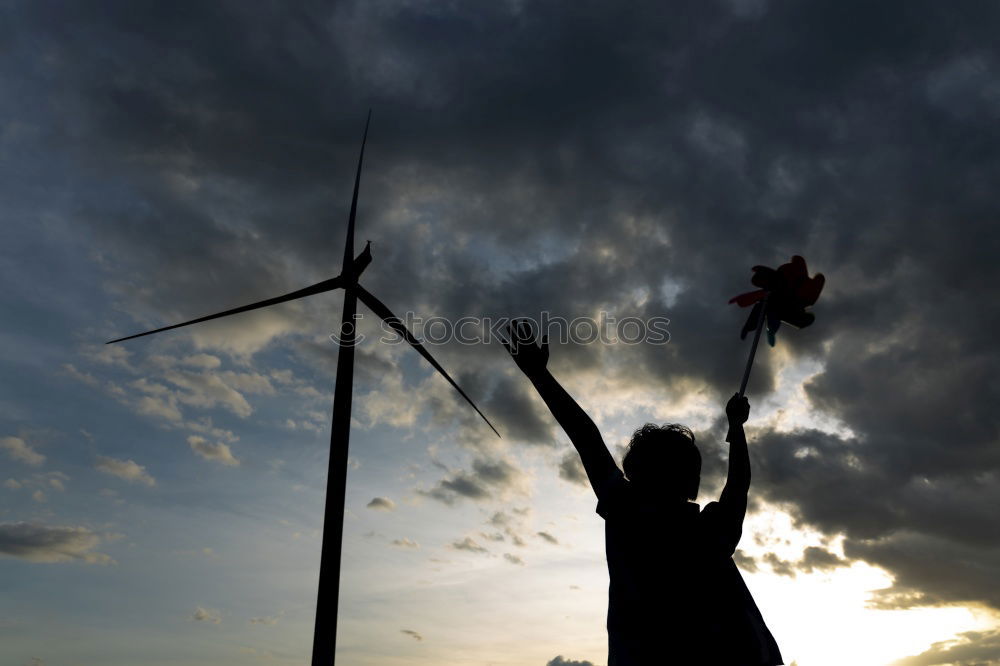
<box><xmin>107</xmin><ymin>111</ymin><xmax>499</xmax><ymax>664</ymax></box>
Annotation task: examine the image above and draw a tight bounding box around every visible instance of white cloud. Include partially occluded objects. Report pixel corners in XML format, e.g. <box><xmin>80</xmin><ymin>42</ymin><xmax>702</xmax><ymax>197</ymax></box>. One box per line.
<box><xmin>249</xmin><ymin>611</ymin><xmax>283</xmax><ymax>625</ymax></box>
<box><xmin>95</xmin><ymin>456</ymin><xmax>156</xmax><ymax>486</ymax></box>
<box><xmin>134</xmin><ymin>391</ymin><xmax>183</xmax><ymax>423</ymax></box>
<box><xmin>391</xmin><ymin>538</ymin><xmax>419</xmax><ymax>549</ymax></box>
<box><xmin>450</xmin><ymin>536</ymin><xmax>488</xmax><ymax>554</ymax></box>
<box><xmin>163</xmin><ymin>370</ymin><xmax>253</xmax><ymax>417</ymax></box>
<box><xmin>366</xmin><ymin>496</ymin><xmax>395</xmax><ymax>511</ymax></box>
<box><xmin>62</xmin><ymin>363</ymin><xmax>100</xmax><ymax>388</ymax></box>
<box><xmin>68</xmin><ymin>355</ymin><xmax>264</xmax><ymax>440</ymax></box>
<box><xmin>6</xmin><ymin>472</ymin><xmax>68</xmax><ymax>498</ymax></box>
<box><xmin>0</xmin><ymin>437</ymin><xmax>45</xmax><ymax>466</ymax></box>
<box><xmin>181</xmin><ymin>354</ymin><xmax>221</xmax><ymax>369</ymax></box>
<box><xmin>187</xmin><ymin>436</ymin><xmax>239</xmax><ymax>466</ymax></box>
<box><xmin>283</xmin><ymin>417</ymin><xmax>323</xmax><ymax>432</ymax></box>
<box><xmin>487</xmin><ymin>509</ymin><xmax>531</xmax><ymax>547</ymax></box>
<box><xmin>184</xmin><ymin>418</ymin><xmax>238</xmax><ymax>443</ymax></box>
<box><xmin>360</xmin><ymin>374</ymin><xmax>421</xmax><ymax>428</ymax></box>
<box><xmin>0</xmin><ymin>522</ymin><xmax>114</xmax><ymax>564</ymax></box>
<box><xmin>126</xmin><ymin>365</ymin><xmax>266</xmax><ymax>426</ymax></box>
<box><xmin>191</xmin><ymin>606</ymin><xmax>222</xmax><ymax>624</ymax></box>
<box><xmin>270</xmin><ymin>369</ymin><xmax>294</xmax><ymax>385</ymax></box>
<box><xmin>503</xmin><ymin>553</ymin><xmax>525</xmax><ymax>565</ymax></box>
<box><xmin>186</xmin><ymin>307</ymin><xmax>301</xmax><ymax>357</ymax></box>
<box><xmin>83</xmin><ymin>344</ymin><xmax>133</xmax><ymax>368</ymax></box>
<box><xmin>218</xmin><ymin>370</ymin><xmax>275</xmax><ymax>395</ymax></box>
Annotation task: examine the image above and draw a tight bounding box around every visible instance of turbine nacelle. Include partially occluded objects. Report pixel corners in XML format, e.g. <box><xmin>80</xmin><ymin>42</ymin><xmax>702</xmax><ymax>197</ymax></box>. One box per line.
<box><xmin>344</xmin><ymin>241</ymin><xmax>372</xmax><ymax>282</ymax></box>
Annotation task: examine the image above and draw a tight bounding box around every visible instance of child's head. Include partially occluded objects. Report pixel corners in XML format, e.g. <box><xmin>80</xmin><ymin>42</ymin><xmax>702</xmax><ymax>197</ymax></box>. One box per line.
<box><xmin>623</xmin><ymin>423</ymin><xmax>700</xmax><ymax>500</ymax></box>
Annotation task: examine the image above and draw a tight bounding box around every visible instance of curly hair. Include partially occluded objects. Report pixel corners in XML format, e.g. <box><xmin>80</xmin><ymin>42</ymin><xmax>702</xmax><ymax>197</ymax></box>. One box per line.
<box><xmin>622</xmin><ymin>423</ymin><xmax>701</xmax><ymax>500</ymax></box>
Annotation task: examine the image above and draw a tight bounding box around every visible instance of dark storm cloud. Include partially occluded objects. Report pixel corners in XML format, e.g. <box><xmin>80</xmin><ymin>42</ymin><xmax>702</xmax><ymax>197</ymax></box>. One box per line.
<box><xmin>733</xmin><ymin>550</ymin><xmax>758</xmax><ymax>573</ymax></box>
<box><xmin>798</xmin><ymin>545</ymin><xmax>849</xmax><ymax>573</ymax></box>
<box><xmin>847</xmin><ymin>532</ymin><xmax>1000</xmax><ymax>611</ymax></box>
<box><xmin>482</xmin><ymin>375</ymin><xmax>553</xmax><ymax>444</ymax></box>
<box><xmin>0</xmin><ymin>522</ymin><xmax>113</xmax><ymax>564</ymax></box>
<box><xmin>758</xmin><ymin>546</ymin><xmax>848</xmax><ymax>578</ymax></box>
<box><xmin>420</xmin><ymin>473</ymin><xmax>489</xmax><ymax>504</ymax></box>
<box><xmin>753</xmin><ymin>427</ymin><xmax>1000</xmax><ymax>608</ymax></box>
<box><xmin>558</xmin><ymin>450</ymin><xmax>589</xmax><ymax>486</ymax></box>
<box><xmin>5</xmin><ymin>0</ymin><xmax>1000</xmax><ymax>613</ymax></box>
<box><xmin>762</xmin><ymin>552</ymin><xmax>796</xmax><ymax>578</ymax></box>
<box><xmin>419</xmin><ymin>456</ymin><xmax>524</xmax><ymax>505</ymax></box>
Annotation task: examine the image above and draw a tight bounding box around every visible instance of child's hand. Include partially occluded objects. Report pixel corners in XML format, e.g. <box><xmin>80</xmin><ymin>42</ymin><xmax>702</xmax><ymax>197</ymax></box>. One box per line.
<box><xmin>726</xmin><ymin>393</ymin><xmax>750</xmax><ymax>425</ymax></box>
<box><xmin>501</xmin><ymin>319</ymin><xmax>549</xmax><ymax>378</ymax></box>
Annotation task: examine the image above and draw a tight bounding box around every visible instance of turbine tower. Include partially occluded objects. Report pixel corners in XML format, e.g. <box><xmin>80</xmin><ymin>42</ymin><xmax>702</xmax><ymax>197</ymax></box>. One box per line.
<box><xmin>107</xmin><ymin>111</ymin><xmax>499</xmax><ymax>664</ymax></box>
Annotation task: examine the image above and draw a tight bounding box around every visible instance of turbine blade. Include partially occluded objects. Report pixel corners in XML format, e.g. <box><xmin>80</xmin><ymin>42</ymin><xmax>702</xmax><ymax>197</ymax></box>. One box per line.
<box><xmin>107</xmin><ymin>276</ymin><xmax>344</xmax><ymax>344</ymax></box>
<box><xmin>342</xmin><ymin>110</ymin><xmax>372</xmax><ymax>274</ymax></box>
<box><xmin>355</xmin><ymin>285</ymin><xmax>500</xmax><ymax>438</ymax></box>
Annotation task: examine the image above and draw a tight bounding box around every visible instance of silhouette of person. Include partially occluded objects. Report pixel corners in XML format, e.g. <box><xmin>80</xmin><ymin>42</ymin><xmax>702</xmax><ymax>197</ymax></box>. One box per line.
<box><xmin>502</xmin><ymin>320</ymin><xmax>782</xmax><ymax>666</ymax></box>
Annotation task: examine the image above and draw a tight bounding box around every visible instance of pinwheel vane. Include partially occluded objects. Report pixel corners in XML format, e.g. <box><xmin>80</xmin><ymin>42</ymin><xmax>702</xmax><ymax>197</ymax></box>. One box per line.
<box><xmin>107</xmin><ymin>111</ymin><xmax>499</xmax><ymax>665</ymax></box>
<box><xmin>729</xmin><ymin>255</ymin><xmax>825</xmax><ymax>396</ymax></box>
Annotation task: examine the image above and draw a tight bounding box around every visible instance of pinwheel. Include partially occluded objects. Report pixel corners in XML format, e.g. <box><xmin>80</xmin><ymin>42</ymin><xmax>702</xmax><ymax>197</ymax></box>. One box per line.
<box><xmin>729</xmin><ymin>255</ymin><xmax>824</xmax><ymax>396</ymax></box>
<box><xmin>106</xmin><ymin>112</ymin><xmax>498</xmax><ymax>665</ymax></box>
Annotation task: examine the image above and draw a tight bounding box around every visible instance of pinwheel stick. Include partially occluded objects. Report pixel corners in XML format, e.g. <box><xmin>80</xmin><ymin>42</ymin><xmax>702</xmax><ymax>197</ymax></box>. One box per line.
<box><xmin>738</xmin><ymin>293</ymin><xmax>769</xmax><ymax>397</ymax></box>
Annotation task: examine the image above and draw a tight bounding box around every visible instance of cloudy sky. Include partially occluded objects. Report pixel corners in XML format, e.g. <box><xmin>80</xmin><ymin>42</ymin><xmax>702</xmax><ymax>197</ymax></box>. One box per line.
<box><xmin>2</xmin><ymin>1</ymin><xmax>999</xmax><ymax>665</ymax></box>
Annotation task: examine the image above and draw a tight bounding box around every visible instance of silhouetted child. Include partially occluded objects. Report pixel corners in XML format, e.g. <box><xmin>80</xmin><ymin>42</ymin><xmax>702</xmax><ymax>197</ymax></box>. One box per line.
<box><xmin>503</xmin><ymin>320</ymin><xmax>782</xmax><ymax>666</ymax></box>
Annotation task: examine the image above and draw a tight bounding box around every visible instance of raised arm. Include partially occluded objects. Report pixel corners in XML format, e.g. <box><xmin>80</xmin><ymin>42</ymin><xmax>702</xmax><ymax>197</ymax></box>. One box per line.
<box><xmin>502</xmin><ymin>321</ymin><xmax>618</xmax><ymax>496</ymax></box>
<box><xmin>720</xmin><ymin>393</ymin><xmax>751</xmax><ymax>520</ymax></box>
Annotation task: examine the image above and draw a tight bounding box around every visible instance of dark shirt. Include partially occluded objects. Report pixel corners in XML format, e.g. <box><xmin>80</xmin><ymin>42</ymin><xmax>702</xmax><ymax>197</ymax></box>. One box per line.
<box><xmin>596</xmin><ymin>470</ymin><xmax>783</xmax><ymax>666</ymax></box>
